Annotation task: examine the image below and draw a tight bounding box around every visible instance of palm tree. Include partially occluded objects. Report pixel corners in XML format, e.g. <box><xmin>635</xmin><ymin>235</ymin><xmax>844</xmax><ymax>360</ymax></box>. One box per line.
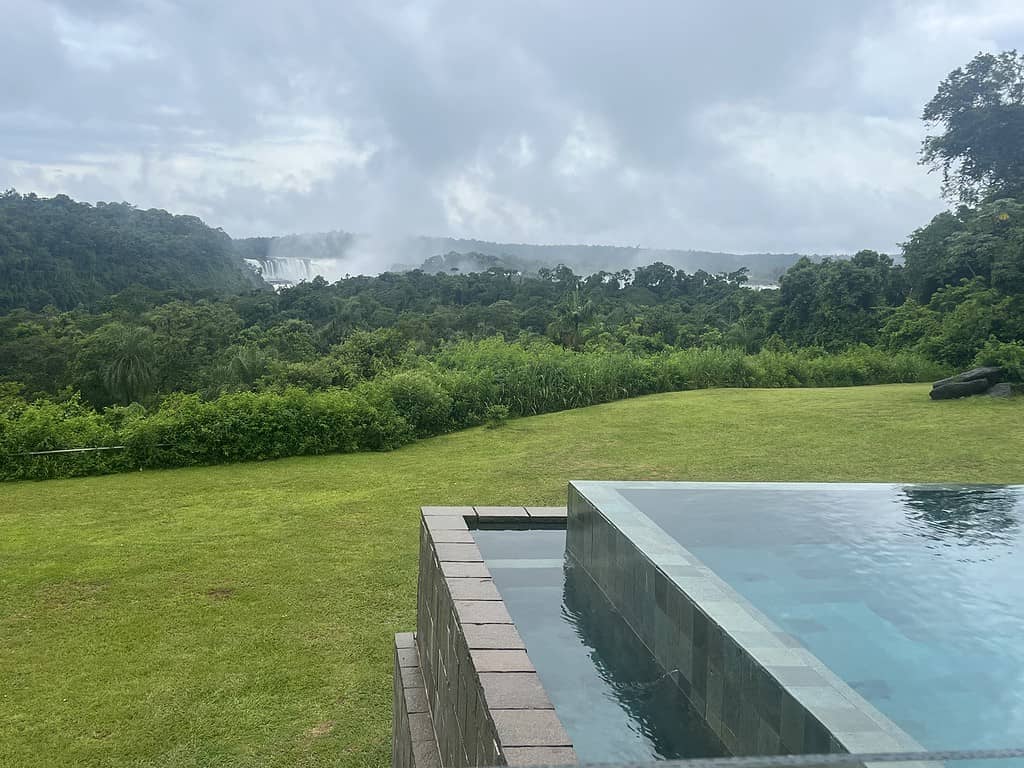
<box><xmin>102</xmin><ymin>325</ymin><xmax>157</xmax><ymax>404</ymax></box>
<box><xmin>550</xmin><ymin>287</ymin><xmax>595</xmax><ymax>350</ymax></box>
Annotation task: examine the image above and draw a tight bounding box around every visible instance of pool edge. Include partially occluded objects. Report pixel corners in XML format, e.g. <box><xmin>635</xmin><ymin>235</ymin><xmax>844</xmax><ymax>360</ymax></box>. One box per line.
<box><xmin>567</xmin><ymin>480</ymin><xmax>931</xmax><ymax>760</ymax></box>
<box><xmin>394</xmin><ymin>505</ymin><xmax>579</xmax><ymax>767</ymax></box>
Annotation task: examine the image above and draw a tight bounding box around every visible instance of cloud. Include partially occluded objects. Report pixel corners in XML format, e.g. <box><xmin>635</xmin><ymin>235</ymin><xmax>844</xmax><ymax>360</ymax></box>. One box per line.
<box><xmin>2</xmin><ymin>0</ymin><xmax>1023</xmax><ymax>256</ymax></box>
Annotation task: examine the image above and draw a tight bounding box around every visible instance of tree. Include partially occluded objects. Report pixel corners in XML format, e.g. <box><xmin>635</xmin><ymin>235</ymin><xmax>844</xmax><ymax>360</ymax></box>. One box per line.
<box><xmin>548</xmin><ymin>287</ymin><xmax>595</xmax><ymax>350</ymax></box>
<box><xmin>774</xmin><ymin>253</ymin><xmax>896</xmax><ymax>350</ymax></box>
<box><xmin>903</xmin><ymin>198</ymin><xmax>1024</xmax><ymax>300</ymax></box>
<box><xmin>73</xmin><ymin>323</ymin><xmax>158</xmax><ymax>406</ymax></box>
<box><xmin>921</xmin><ymin>51</ymin><xmax>1024</xmax><ymax>205</ymax></box>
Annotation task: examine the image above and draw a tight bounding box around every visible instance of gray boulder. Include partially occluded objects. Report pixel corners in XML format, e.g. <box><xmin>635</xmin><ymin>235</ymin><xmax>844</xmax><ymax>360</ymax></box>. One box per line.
<box><xmin>930</xmin><ymin>378</ymin><xmax>991</xmax><ymax>400</ymax></box>
<box><xmin>932</xmin><ymin>366</ymin><xmax>1004</xmax><ymax>389</ymax></box>
<box><xmin>987</xmin><ymin>382</ymin><xmax>1013</xmax><ymax>398</ymax></box>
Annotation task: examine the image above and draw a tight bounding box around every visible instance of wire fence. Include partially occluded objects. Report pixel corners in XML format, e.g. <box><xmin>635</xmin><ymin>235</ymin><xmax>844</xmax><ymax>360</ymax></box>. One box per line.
<box><xmin>11</xmin><ymin>444</ymin><xmax>171</xmax><ymax>456</ymax></box>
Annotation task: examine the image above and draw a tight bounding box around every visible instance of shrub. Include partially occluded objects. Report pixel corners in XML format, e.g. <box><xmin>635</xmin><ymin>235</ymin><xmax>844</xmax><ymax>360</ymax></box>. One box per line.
<box><xmin>372</xmin><ymin>370</ymin><xmax>453</xmax><ymax>438</ymax></box>
<box><xmin>973</xmin><ymin>338</ymin><xmax>1024</xmax><ymax>382</ymax></box>
<box><xmin>0</xmin><ymin>395</ymin><xmax>132</xmax><ymax>480</ymax></box>
<box><xmin>1</xmin><ymin>339</ymin><xmax>950</xmax><ymax>482</ymax></box>
<box><xmin>484</xmin><ymin>404</ymin><xmax>510</xmax><ymax>429</ymax></box>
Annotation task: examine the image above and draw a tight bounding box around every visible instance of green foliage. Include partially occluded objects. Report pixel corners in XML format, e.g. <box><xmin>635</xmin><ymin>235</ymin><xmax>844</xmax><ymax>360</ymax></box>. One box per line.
<box><xmin>775</xmin><ymin>251</ymin><xmax>901</xmax><ymax>350</ymax></box>
<box><xmin>0</xmin><ymin>190</ymin><xmax>265</xmax><ymax>312</ymax></box>
<box><xmin>375</xmin><ymin>370</ymin><xmax>453</xmax><ymax>438</ymax></box>
<box><xmin>921</xmin><ymin>51</ymin><xmax>1024</xmax><ymax>205</ymax></box>
<box><xmin>973</xmin><ymin>338</ymin><xmax>1024</xmax><ymax>382</ymax></box>
<box><xmin>881</xmin><ymin>278</ymin><xmax>1024</xmax><ymax>367</ymax></box>
<box><xmin>484</xmin><ymin>404</ymin><xmax>510</xmax><ymax>428</ymax></box>
<box><xmin>903</xmin><ymin>199</ymin><xmax>1024</xmax><ymax>301</ymax></box>
<box><xmin>0</xmin><ymin>395</ymin><xmax>133</xmax><ymax>480</ymax></box>
<box><xmin>72</xmin><ymin>323</ymin><xmax>159</xmax><ymax>407</ymax></box>
<box><xmin>1</xmin><ymin>340</ymin><xmax>945</xmax><ymax>481</ymax></box>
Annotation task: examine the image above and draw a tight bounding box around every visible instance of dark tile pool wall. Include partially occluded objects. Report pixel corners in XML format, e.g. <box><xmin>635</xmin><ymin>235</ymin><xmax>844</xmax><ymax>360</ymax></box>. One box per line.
<box><xmin>416</xmin><ymin>516</ymin><xmax>504</xmax><ymax>767</ymax></box>
<box><xmin>394</xmin><ymin>632</ymin><xmax>442</xmax><ymax>768</ymax></box>
<box><xmin>566</xmin><ymin>485</ymin><xmax>842</xmax><ymax>757</ymax></box>
<box><xmin>408</xmin><ymin>507</ymin><xmax>577</xmax><ymax>767</ymax></box>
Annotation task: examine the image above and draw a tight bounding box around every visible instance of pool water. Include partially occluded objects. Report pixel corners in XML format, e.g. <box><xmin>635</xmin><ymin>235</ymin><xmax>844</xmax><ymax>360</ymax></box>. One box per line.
<box><xmin>473</xmin><ymin>527</ymin><xmax>724</xmax><ymax>763</ymax></box>
<box><xmin>622</xmin><ymin>484</ymin><xmax>1024</xmax><ymax>754</ymax></box>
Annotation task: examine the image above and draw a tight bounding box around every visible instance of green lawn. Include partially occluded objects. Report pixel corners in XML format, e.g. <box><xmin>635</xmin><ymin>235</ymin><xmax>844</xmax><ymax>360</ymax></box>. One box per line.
<box><xmin>2</xmin><ymin>385</ymin><xmax>1022</xmax><ymax>767</ymax></box>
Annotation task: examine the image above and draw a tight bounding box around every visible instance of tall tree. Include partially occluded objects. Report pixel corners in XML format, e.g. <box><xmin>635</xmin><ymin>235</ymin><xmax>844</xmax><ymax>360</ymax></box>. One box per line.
<box><xmin>72</xmin><ymin>324</ymin><xmax>158</xmax><ymax>406</ymax></box>
<box><xmin>922</xmin><ymin>51</ymin><xmax>1024</xmax><ymax>205</ymax></box>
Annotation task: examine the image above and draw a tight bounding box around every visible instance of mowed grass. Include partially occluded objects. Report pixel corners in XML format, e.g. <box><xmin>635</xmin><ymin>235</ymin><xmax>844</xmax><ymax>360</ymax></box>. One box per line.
<box><xmin>2</xmin><ymin>384</ymin><xmax>1022</xmax><ymax>767</ymax></box>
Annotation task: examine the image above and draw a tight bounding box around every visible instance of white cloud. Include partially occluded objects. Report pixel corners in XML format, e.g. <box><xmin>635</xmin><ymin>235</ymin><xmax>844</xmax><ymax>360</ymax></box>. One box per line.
<box><xmin>54</xmin><ymin>9</ymin><xmax>162</xmax><ymax>70</ymax></box>
<box><xmin>4</xmin><ymin>0</ymin><xmax>1024</xmax><ymax>253</ymax></box>
<box><xmin>554</xmin><ymin>117</ymin><xmax>616</xmax><ymax>178</ymax></box>
<box><xmin>440</xmin><ymin>163</ymin><xmax>544</xmax><ymax>240</ymax></box>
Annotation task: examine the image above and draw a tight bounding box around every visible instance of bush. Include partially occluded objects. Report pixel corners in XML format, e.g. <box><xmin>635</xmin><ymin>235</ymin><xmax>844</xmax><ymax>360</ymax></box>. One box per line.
<box><xmin>372</xmin><ymin>370</ymin><xmax>453</xmax><ymax>438</ymax></box>
<box><xmin>973</xmin><ymin>339</ymin><xmax>1024</xmax><ymax>382</ymax></box>
<box><xmin>0</xmin><ymin>395</ymin><xmax>133</xmax><ymax>480</ymax></box>
<box><xmin>484</xmin><ymin>404</ymin><xmax>510</xmax><ymax>429</ymax></box>
<box><xmin>1</xmin><ymin>339</ymin><xmax>950</xmax><ymax>482</ymax></box>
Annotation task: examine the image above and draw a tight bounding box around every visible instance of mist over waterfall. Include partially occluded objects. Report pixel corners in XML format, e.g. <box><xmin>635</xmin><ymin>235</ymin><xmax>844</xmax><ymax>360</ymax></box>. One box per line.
<box><xmin>236</xmin><ymin>230</ymin><xmax>808</xmax><ymax>289</ymax></box>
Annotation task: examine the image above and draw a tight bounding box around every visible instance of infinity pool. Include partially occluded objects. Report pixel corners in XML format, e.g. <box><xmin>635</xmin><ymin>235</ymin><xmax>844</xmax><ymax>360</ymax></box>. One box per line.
<box><xmin>618</xmin><ymin>483</ymin><xmax>1024</xmax><ymax>754</ymax></box>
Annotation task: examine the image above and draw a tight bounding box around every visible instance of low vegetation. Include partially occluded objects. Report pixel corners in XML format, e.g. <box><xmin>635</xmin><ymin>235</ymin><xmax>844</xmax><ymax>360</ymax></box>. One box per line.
<box><xmin>2</xmin><ymin>385</ymin><xmax>1023</xmax><ymax>767</ymax></box>
<box><xmin>0</xmin><ymin>343</ymin><xmax>944</xmax><ymax>480</ymax></box>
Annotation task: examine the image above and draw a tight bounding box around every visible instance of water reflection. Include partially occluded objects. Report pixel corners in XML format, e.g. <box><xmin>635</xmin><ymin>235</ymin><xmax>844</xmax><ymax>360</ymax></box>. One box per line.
<box><xmin>901</xmin><ymin>486</ymin><xmax>1022</xmax><ymax>550</ymax></box>
<box><xmin>561</xmin><ymin>558</ymin><xmax>725</xmax><ymax>760</ymax></box>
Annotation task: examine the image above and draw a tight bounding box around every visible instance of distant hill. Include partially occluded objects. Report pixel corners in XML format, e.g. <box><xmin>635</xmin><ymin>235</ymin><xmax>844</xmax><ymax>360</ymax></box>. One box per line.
<box><xmin>0</xmin><ymin>191</ymin><xmax>266</xmax><ymax>312</ymax></box>
<box><xmin>236</xmin><ymin>230</ymin><xmax>823</xmax><ymax>286</ymax></box>
<box><xmin>398</xmin><ymin>237</ymin><xmax>813</xmax><ymax>283</ymax></box>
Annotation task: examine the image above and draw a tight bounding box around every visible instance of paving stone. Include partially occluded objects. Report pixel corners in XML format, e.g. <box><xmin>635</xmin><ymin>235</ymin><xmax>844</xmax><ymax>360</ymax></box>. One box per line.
<box><xmin>503</xmin><ymin>746</ymin><xmax>578</xmax><ymax>765</ymax></box>
<box><xmin>816</xmin><ymin>705</ymin><xmax>886</xmax><ymax>734</ymax></box>
<box><xmin>397</xmin><ymin>647</ymin><xmax>419</xmax><ymax>668</ymax></box>
<box><xmin>423</xmin><ymin>515</ymin><xmax>470</xmax><ymax>531</ymax></box>
<box><xmin>454</xmin><ymin>600</ymin><xmax>513</xmax><ymax>624</ymax></box>
<box><xmin>440</xmin><ymin>560</ymin><xmax>491</xmax><ymax>578</ymax></box>
<box><xmin>462</xmin><ymin>623</ymin><xmax>526</xmax><ymax>650</ymax></box>
<box><xmin>414</xmin><ymin>744</ymin><xmax>440</xmax><ymax>768</ymax></box>
<box><xmin>428</xmin><ymin>529</ymin><xmax>475</xmax><ymax>544</ymax></box>
<box><xmin>404</xmin><ymin>667</ymin><xmax>425</xmax><ymax>689</ymax></box>
<box><xmin>524</xmin><ymin>506</ymin><xmax>568</xmax><ymax>520</ymax></box>
<box><xmin>404</xmin><ymin>686</ymin><xmax>429</xmax><ymax>714</ymax></box>
<box><xmin>470</xmin><ymin>649</ymin><xmax>535</xmax><ymax>672</ymax></box>
<box><xmin>408</xmin><ymin>712</ymin><xmax>436</xmax><ymax>744</ymax></box>
<box><xmin>474</xmin><ymin>506</ymin><xmax>530</xmax><ymax>520</ymax></box>
<box><xmin>479</xmin><ymin>673</ymin><xmax>553</xmax><ymax>709</ymax></box>
<box><xmin>446</xmin><ymin>578</ymin><xmax>501</xmax><ymax>601</ymax></box>
<box><xmin>395</xmin><ymin>632</ymin><xmax>416</xmax><ymax>649</ymax></box>
<box><xmin>421</xmin><ymin>506</ymin><xmax>475</xmax><ymax>517</ymax></box>
<box><xmin>434</xmin><ymin>543</ymin><xmax>483</xmax><ymax>562</ymax></box>
<box><xmin>767</xmin><ymin>665</ymin><xmax>831</xmax><ymax>687</ymax></box>
<box><xmin>492</xmin><ymin>709</ymin><xmax>572</xmax><ymax>747</ymax></box>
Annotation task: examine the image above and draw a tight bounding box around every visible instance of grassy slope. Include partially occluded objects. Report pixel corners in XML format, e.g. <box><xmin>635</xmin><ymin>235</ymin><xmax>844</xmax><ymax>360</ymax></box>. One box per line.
<box><xmin>1</xmin><ymin>385</ymin><xmax>1022</xmax><ymax>767</ymax></box>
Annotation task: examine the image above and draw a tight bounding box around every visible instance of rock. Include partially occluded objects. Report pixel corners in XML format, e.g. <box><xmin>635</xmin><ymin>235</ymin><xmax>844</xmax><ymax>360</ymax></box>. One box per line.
<box><xmin>930</xmin><ymin>378</ymin><xmax>991</xmax><ymax>400</ymax></box>
<box><xmin>987</xmin><ymin>382</ymin><xmax>1013</xmax><ymax>398</ymax></box>
<box><xmin>932</xmin><ymin>366</ymin><xmax>1004</xmax><ymax>389</ymax></box>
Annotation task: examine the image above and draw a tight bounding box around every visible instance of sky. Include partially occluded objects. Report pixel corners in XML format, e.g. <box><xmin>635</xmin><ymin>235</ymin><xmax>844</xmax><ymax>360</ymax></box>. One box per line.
<box><xmin>2</xmin><ymin>1</ymin><xmax>1024</xmax><ymax>254</ymax></box>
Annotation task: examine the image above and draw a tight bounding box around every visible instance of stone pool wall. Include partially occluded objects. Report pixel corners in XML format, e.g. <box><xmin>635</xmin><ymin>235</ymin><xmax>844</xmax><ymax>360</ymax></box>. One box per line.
<box><xmin>393</xmin><ymin>632</ymin><xmax>442</xmax><ymax>768</ymax></box>
<box><xmin>566</xmin><ymin>481</ymin><xmax>923</xmax><ymax>758</ymax></box>
<box><xmin>393</xmin><ymin>506</ymin><xmax>577</xmax><ymax>767</ymax></box>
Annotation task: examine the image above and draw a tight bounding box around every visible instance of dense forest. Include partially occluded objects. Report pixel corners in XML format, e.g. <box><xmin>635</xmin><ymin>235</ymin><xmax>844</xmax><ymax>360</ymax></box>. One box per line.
<box><xmin>0</xmin><ymin>192</ymin><xmax>265</xmax><ymax>312</ymax></box>
<box><xmin>1</xmin><ymin>51</ymin><xmax>1022</xmax><ymax>480</ymax></box>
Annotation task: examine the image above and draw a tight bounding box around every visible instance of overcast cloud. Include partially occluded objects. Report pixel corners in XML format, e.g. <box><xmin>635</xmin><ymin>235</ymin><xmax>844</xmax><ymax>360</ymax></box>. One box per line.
<box><xmin>2</xmin><ymin>0</ymin><xmax>1024</xmax><ymax>253</ymax></box>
